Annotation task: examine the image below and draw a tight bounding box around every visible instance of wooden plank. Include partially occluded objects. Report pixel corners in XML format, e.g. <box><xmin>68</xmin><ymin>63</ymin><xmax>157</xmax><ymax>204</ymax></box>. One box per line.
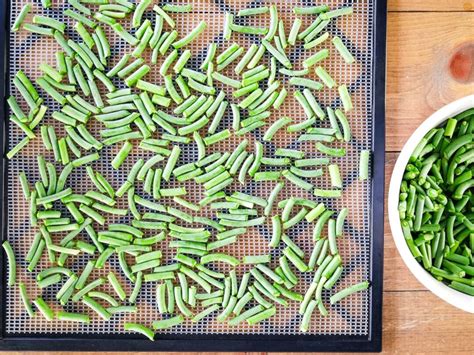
<box><xmin>386</xmin><ymin>12</ymin><xmax>474</xmax><ymax>151</ymax></box>
<box><xmin>381</xmin><ymin>291</ymin><xmax>474</xmax><ymax>353</ymax></box>
<box><xmin>2</xmin><ymin>353</ymin><xmax>264</xmax><ymax>355</ymax></box>
<box><xmin>388</xmin><ymin>0</ymin><xmax>474</xmax><ymax>12</ymax></box>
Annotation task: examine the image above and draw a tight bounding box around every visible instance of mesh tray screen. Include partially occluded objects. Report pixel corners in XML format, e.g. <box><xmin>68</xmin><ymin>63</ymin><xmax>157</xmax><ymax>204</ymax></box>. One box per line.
<box><xmin>6</xmin><ymin>0</ymin><xmax>374</xmax><ymax>336</ymax></box>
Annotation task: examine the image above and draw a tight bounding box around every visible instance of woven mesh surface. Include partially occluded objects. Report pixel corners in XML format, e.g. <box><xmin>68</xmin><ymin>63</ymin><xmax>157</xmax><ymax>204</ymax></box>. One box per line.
<box><xmin>6</xmin><ymin>0</ymin><xmax>374</xmax><ymax>336</ymax></box>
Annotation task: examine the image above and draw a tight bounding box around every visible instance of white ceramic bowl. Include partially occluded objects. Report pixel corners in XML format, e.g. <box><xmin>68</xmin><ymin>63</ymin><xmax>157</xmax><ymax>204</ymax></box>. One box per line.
<box><xmin>388</xmin><ymin>94</ymin><xmax>474</xmax><ymax>313</ymax></box>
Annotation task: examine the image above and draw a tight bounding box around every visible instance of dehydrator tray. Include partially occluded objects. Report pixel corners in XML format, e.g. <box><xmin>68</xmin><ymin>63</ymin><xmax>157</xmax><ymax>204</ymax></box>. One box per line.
<box><xmin>0</xmin><ymin>0</ymin><xmax>386</xmax><ymax>351</ymax></box>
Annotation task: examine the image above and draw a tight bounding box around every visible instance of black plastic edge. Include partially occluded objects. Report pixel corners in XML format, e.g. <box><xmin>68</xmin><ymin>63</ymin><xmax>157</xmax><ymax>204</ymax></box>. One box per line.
<box><xmin>1</xmin><ymin>334</ymin><xmax>376</xmax><ymax>352</ymax></box>
<box><xmin>0</xmin><ymin>0</ymin><xmax>10</xmax><ymax>342</ymax></box>
<box><xmin>0</xmin><ymin>0</ymin><xmax>387</xmax><ymax>351</ymax></box>
<box><xmin>367</xmin><ymin>0</ymin><xmax>387</xmax><ymax>352</ymax></box>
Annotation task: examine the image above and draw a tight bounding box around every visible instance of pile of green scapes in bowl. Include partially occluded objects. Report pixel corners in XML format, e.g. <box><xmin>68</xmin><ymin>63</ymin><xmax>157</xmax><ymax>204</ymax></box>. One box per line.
<box><xmin>399</xmin><ymin>108</ymin><xmax>474</xmax><ymax>296</ymax></box>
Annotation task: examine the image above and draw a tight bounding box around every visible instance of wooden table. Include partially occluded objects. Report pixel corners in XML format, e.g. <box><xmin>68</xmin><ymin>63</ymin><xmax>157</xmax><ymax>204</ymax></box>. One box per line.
<box><xmin>380</xmin><ymin>0</ymin><xmax>474</xmax><ymax>353</ymax></box>
<box><xmin>4</xmin><ymin>1</ymin><xmax>474</xmax><ymax>354</ymax></box>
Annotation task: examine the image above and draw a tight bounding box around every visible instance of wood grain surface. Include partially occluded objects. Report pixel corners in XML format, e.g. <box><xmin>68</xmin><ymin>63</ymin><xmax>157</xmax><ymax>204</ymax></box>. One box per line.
<box><xmin>2</xmin><ymin>1</ymin><xmax>474</xmax><ymax>354</ymax></box>
<box><xmin>386</xmin><ymin>11</ymin><xmax>474</xmax><ymax>152</ymax></box>
<box><xmin>388</xmin><ymin>0</ymin><xmax>474</xmax><ymax>12</ymax></box>
<box><xmin>381</xmin><ymin>1</ymin><xmax>474</xmax><ymax>352</ymax></box>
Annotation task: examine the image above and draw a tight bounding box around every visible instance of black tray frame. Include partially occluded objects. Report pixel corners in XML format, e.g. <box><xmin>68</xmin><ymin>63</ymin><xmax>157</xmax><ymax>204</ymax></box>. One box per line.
<box><xmin>0</xmin><ymin>0</ymin><xmax>386</xmax><ymax>351</ymax></box>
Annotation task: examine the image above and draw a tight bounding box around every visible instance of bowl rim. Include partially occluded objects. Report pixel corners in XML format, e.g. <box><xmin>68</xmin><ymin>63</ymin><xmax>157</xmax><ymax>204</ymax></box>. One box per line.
<box><xmin>388</xmin><ymin>94</ymin><xmax>474</xmax><ymax>313</ymax></box>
